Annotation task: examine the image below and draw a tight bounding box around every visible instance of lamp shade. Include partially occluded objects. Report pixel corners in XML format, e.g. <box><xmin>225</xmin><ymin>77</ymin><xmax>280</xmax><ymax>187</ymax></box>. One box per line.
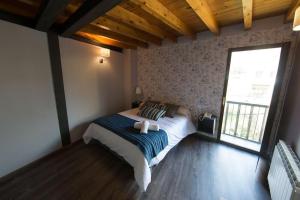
<box><xmin>293</xmin><ymin>7</ymin><xmax>300</xmax><ymax>31</ymax></box>
<box><xmin>135</xmin><ymin>87</ymin><xmax>142</xmax><ymax>95</ymax></box>
<box><xmin>100</xmin><ymin>48</ymin><xmax>110</xmax><ymax>57</ymax></box>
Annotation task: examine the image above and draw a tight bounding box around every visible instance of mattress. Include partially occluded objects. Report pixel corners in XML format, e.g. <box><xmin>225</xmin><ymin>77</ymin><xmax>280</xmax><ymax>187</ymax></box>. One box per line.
<box><xmin>82</xmin><ymin>108</ymin><xmax>196</xmax><ymax>191</ymax></box>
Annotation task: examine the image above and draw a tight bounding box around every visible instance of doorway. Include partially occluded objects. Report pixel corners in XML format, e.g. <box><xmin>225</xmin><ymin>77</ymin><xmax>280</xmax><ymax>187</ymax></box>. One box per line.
<box><xmin>218</xmin><ymin>43</ymin><xmax>290</xmax><ymax>153</ymax></box>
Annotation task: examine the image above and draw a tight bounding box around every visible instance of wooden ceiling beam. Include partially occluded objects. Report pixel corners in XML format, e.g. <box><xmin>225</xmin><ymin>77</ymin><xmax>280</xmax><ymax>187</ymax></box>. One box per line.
<box><xmin>81</xmin><ymin>24</ymin><xmax>148</xmax><ymax>48</ymax></box>
<box><xmin>0</xmin><ymin>9</ymin><xmax>35</xmax><ymax>28</ymax></box>
<box><xmin>93</xmin><ymin>16</ymin><xmax>162</xmax><ymax>45</ymax></box>
<box><xmin>286</xmin><ymin>0</ymin><xmax>300</xmax><ymax>21</ymax></box>
<box><xmin>61</xmin><ymin>0</ymin><xmax>122</xmax><ymax>36</ymax></box>
<box><xmin>185</xmin><ymin>0</ymin><xmax>219</xmax><ymax>34</ymax></box>
<box><xmin>127</xmin><ymin>0</ymin><xmax>194</xmax><ymax>37</ymax></box>
<box><xmin>106</xmin><ymin>6</ymin><xmax>177</xmax><ymax>42</ymax></box>
<box><xmin>36</xmin><ymin>0</ymin><xmax>71</xmax><ymax>31</ymax></box>
<box><xmin>241</xmin><ymin>0</ymin><xmax>253</xmax><ymax>29</ymax></box>
<box><xmin>75</xmin><ymin>32</ymin><xmax>136</xmax><ymax>50</ymax></box>
<box><xmin>72</xmin><ymin>34</ymin><xmax>124</xmax><ymax>52</ymax></box>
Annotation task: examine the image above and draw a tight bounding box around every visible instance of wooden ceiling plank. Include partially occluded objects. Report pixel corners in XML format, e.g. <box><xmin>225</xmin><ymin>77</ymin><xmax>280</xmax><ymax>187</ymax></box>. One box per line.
<box><xmin>0</xmin><ymin>0</ymin><xmax>38</xmax><ymax>18</ymax></box>
<box><xmin>127</xmin><ymin>0</ymin><xmax>195</xmax><ymax>37</ymax></box>
<box><xmin>81</xmin><ymin>24</ymin><xmax>148</xmax><ymax>48</ymax></box>
<box><xmin>286</xmin><ymin>0</ymin><xmax>300</xmax><ymax>21</ymax></box>
<box><xmin>36</xmin><ymin>0</ymin><xmax>71</xmax><ymax>31</ymax></box>
<box><xmin>61</xmin><ymin>0</ymin><xmax>122</xmax><ymax>36</ymax></box>
<box><xmin>76</xmin><ymin>32</ymin><xmax>136</xmax><ymax>49</ymax></box>
<box><xmin>107</xmin><ymin>6</ymin><xmax>177</xmax><ymax>42</ymax></box>
<box><xmin>185</xmin><ymin>0</ymin><xmax>219</xmax><ymax>34</ymax></box>
<box><xmin>242</xmin><ymin>0</ymin><xmax>253</xmax><ymax>29</ymax></box>
<box><xmin>93</xmin><ymin>16</ymin><xmax>162</xmax><ymax>45</ymax></box>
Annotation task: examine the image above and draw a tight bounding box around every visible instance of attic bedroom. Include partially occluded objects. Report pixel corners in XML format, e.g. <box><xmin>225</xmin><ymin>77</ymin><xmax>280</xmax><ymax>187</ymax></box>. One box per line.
<box><xmin>0</xmin><ymin>0</ymin><xmax>300</xmax><ymax>199</ymax></box>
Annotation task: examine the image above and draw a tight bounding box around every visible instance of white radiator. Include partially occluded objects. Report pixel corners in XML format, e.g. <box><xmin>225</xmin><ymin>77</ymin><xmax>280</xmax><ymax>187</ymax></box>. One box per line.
<box><xmin>268</xmin><ymin>140</ymin><xmax>300</xmax><ymax>200</ymax></box>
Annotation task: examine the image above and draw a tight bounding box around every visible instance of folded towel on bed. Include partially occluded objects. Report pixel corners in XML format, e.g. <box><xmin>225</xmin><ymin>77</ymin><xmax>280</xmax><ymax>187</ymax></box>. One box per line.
<box><xmin>134</xmin><ymin>121</ymin><xmax>160</xmax><ymax>131</ymax></box>
<box><xmin>140</xmin><ymin>121</ymin><xmax>149</xmax><ymax>134</ymax></box>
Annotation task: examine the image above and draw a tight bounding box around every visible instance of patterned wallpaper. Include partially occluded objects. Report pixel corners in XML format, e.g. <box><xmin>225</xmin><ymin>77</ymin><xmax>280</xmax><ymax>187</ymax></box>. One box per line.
<box><xmin>137</xmin><ymin>18</ymin><xmax>296</xmax><ymax>137</ymax></box>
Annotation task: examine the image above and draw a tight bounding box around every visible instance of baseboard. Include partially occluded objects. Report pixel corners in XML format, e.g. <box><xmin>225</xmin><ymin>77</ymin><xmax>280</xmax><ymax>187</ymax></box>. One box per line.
<box><xmin>195</xmin><ymin>131</ymin><xmax>218</xmax><ymax>142</ymax></box>
<box><xmin>0</xmin><ymin>139</ymin><xmax>83</xmax><ymax>183</ymax></box>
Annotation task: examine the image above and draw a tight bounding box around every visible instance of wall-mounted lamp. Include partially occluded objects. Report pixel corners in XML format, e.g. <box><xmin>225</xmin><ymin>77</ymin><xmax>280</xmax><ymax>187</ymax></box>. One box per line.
<box><xmin>99</xmin><ymin>48</ymin><xmax>110</xmax><ymax>63</ymax></box>
<box><xmin>136</xmin><ymin>87</ymin><xmax>142</xmax><ymax>95</ymax></box>
<box><xmin>293</xmin><ymin>7</ymin><xmax>300</xmax><ymax>31</ymax></box>
<box><xmin>135</xmin><ymin>86</ymin><xmax>143</xmax><ymax>102</ymax></box>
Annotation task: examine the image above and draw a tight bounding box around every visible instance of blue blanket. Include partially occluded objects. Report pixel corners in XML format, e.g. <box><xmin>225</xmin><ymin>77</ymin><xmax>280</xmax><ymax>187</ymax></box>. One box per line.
<box><xmin>93</xmin><ymin>114</ymin><xmax>168</xmax><ymax>164</ymax></box>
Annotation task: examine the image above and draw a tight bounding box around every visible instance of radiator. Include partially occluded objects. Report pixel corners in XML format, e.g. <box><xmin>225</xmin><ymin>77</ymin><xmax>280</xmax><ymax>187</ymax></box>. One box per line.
<box><xmin>268</xmin><ymin>140</ymin><xmax>300</xmax><ymax>200</ymax></box>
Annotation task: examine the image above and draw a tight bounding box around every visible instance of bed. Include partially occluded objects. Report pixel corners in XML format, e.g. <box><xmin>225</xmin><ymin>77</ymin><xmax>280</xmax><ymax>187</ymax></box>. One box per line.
<box><xmin>82</xmin><ymin>107</ymin><xmax>196</xmax><ymax>191</ymax></box>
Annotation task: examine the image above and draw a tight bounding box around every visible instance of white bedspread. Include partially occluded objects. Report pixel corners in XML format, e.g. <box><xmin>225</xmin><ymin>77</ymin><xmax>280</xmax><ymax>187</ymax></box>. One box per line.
<box><xmin>82</xmin><ymin>108</ymin><xmax>196</xmax><ymax>191</ymax></box>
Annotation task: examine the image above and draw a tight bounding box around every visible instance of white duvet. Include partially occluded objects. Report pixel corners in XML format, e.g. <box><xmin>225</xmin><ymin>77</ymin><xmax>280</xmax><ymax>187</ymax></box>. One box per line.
<box><xmin>82</xmin><ymin>108</ymin><xmax>196</xmax><ymax>191</ymax></box>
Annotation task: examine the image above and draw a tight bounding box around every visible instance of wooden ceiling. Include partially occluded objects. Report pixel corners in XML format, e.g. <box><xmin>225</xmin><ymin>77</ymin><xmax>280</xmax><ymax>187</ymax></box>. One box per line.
<box><xmin>0</xmin><ymin>0</ymin><xmax>297</xmax><ymax>51</ymax></box>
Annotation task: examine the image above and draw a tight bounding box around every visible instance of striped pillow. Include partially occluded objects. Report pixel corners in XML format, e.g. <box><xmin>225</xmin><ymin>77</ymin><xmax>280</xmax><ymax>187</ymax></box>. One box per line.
<box><xmin>157</xmin><ymin>104</ymin><xmax>168</xmax><ymax>117</ymax></box>
<box><xmin>140</xmin><ymin>100</ymin><xmax>160</xmax><ymax>110</ymax></box>
<box><xmin>138</xmin><ymin>106</ymin><xmax>166</xmax><ymax>121</ymax></box>
<box><xmin>157</xmin><ymin>104</ymin><xmax>168</xmax><ymax>111</ymax></box>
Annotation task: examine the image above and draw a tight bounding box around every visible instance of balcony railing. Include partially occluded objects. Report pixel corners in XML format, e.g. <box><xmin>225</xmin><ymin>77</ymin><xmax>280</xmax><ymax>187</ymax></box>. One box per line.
<box><xmin>221</xmin><ymin>101</ymin><xmax>269</xmax><ymax>143</ymax></box>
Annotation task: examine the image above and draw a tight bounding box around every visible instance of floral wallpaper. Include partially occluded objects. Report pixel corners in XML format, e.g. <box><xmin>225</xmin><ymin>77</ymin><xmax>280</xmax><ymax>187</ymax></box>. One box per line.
<box><xmin>137</xmin><ymin>19</ymin><xmax>296</xmax><ymax>139</ymax></box>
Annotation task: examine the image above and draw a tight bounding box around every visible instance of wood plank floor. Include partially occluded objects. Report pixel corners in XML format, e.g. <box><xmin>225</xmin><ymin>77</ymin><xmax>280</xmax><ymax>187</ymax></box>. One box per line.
<box><xmin>0</xmin><ymin>134</ymin><xmax>270</xmax><ymax>200</ymax></box>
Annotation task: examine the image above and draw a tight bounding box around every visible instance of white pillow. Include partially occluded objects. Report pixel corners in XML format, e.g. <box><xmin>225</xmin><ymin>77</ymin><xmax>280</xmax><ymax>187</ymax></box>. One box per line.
<box><xmin>177</xmin><ymin>106</ymin><xmax>192</xmax><ymax>118</ymax></box>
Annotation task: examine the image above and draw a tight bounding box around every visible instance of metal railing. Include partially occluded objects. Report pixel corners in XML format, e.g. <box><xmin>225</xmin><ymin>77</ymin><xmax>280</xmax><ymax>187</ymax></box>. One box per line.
<box><xmin>221</xmin><ymin>101</ymin><xmax>269</xmax><ymax>143</ymax></box>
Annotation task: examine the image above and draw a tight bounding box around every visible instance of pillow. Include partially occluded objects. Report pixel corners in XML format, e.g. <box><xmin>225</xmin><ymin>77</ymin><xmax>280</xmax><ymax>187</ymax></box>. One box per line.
<box><xmin>177</xmin><ymin>106</ymin><xmax>192</xmax><ymax>118</ymax></box>
<box><xmin>140</xmin><ymin>100</ymin><xmax>160</xmax><ymax>110</ymax></box>
<box><xmin>138</xmin><ymin>106</ymin><xmax>166</xmax><ymax>121</ymax></box>
<box><xmin>157</xmin><ymin>104</ymin><xmax>168</xmax><ymax>111</ymax></box>
<box><xmin>157</xmin><ymin>104</ymin><xmax>168</xmax><ymax>117</ymax></box>
<box><xmin>164</xmin><ymin>103</ymin><xmax>180</xmax><ymax>118</ymax></box>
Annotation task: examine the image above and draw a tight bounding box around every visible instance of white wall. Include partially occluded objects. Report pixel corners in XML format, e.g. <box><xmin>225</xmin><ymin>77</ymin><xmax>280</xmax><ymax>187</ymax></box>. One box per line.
<box><xmin>59</xmin><ymin>37</ymin><xmax>126</xmax><ymax>142</ymax></box>
<box><xmin>0</xmin><ymin>20</ymin><xmax>61</xmax><ymax>177</ymax></box>
<box><xmin>123</xmin><ymin>49</ymin><xmax>138</xmax><ymax>109</ymax></box>
<box><xmin>0</xmin><ymin>19</ymin><xmax>132</xmax><ymax>177</ymax></box>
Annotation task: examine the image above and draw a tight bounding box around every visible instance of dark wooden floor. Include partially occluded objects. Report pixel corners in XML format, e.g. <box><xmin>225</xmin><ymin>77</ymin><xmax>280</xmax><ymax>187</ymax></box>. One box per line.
<box><xmin>0</xmin><ymin>134</ymin><xmax>270</xmax><ymax>200</ymax></box>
